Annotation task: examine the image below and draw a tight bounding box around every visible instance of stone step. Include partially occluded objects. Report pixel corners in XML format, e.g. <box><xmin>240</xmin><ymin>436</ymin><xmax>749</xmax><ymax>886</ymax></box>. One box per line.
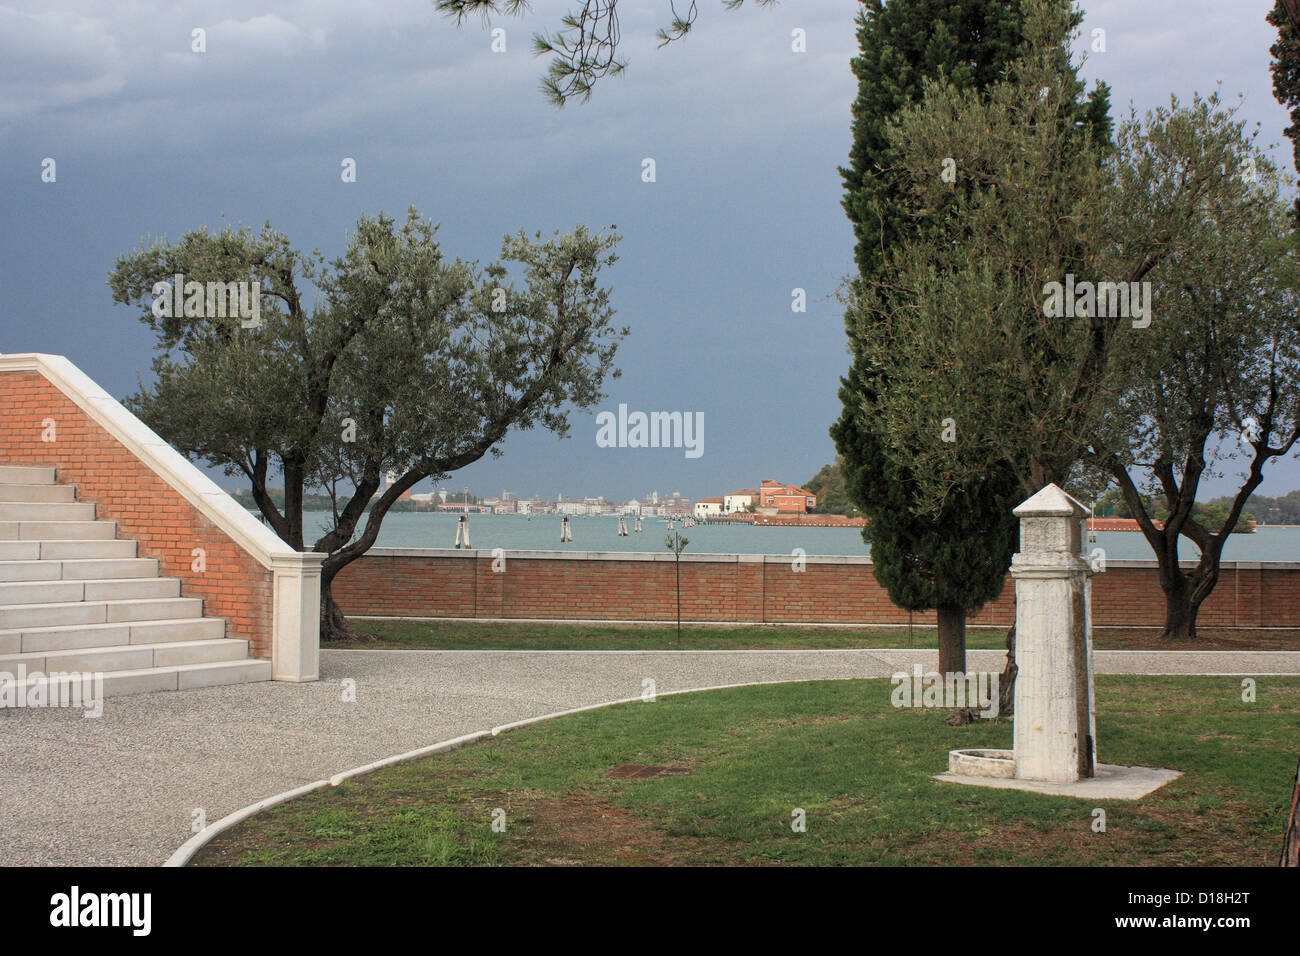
<box><xmin>0</xmin><ymin>600</ymin><xmax>103</xmax><ymax>629</ymax></box>
<box><xmin>0</xmin><ymin>557</ymin><xmax>160</xmax><ymax>582</ymax></box>
<box><xmin>32</xmin><ymin>521</ymin><xmax>117</xmax><ymax>541</ymax></box>
<box><xmin>0</xmin><ymin>560</ymin><xmax>61</xmax><ymax>582</ymax></box>
<box><xmin>0</xmin><ymin>638</ymin><xmax>250</xmax><ymax>676</ymax></box>
<box><xmin>85</xmin><ymin>578</ymin><xmax>181</xmax><ymax>601</ymax></box>
<box><xmin>0</xmin><ymin>464</ymin><xmax>264</xmax><ymax>703</ymax></box>
<box><xmin>0</xmin><ymin>483</ymin><xmax>76</xmax><ymax>503</ymax></box>
<box><xmin>126</xmin><ymin>617</ymin><xmax>226</xmax><ymax>645</ymax></box>
<box><xmin>0</xmin><ymin>465</ymin><xmax>56</xmax><ymax>485</ymax></box>
<box><xmin>172</xmin><ymin>658</ymin><xmax>271</xmax><ymax>690</ymax></box>
<box><xmin>58</xmin><ymin>558</ymin><xmax>158</xmax><ymax>580</ymax></box>
<box><xmin>153</xmin><ymin>639</ymin><xmax>250</xmax><ymax>667</ymax></box>
<box><xmin>0</xmin><ymin>577</ymin><xmax>181</xmax><ymax>606</ymax></box>
<box><xmin>39</xmin><ymin>540</ymin><xmax>137</xmax><ymax>560</ymax></box>
<box><xmin>0</xmin><ymin>597</ymin><xmax>202</xmax><ymax>629</ymax></box>
<box><xmin>105</xmin><ymin>597</ymin><xmax>202</xmax><ymax>623</ymax></box>
<box><xmin>0</xmin><ymin>542</ymin><xmax>41</xmax><ymax>562</ymax></box>
<box><xmin>0</xmin><ymin>502</ymin><xmax>95</xmax><ymax>521</ymax></box>
<box><xmin>0</xmin><ymin>580</ymin><xmax>84</xmax><ymax>606</ymax></box>
<box><xmin>0</xmin><ymin>617</ymin><xmax>225</xmax><ymax>655</ymax></box>
<box><xmin>0</xmin><ymin>520</ymin><xmax>116</xmax><ymax>541</ymax></box>
<box><xmin>0</xmin><ymin>658</ymin><xmax>271</xmax><ymax>706</ymax></box>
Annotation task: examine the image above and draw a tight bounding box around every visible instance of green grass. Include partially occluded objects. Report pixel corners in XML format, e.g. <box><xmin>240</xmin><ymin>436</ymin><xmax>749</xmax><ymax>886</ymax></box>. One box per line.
<box><xmin>332</xmin><ymin>618</ymin><xmax>1005</xmax><ymax>651</ymax></box>
<box><xmin>330</xmin><ymin>618</ymin><xmax>1296</xmax><ymax>651</ymax></box>
<box><xmin>192</xmin><ymin>675</ymin><xmax>1299</xmax><ymax>866</ymax></box>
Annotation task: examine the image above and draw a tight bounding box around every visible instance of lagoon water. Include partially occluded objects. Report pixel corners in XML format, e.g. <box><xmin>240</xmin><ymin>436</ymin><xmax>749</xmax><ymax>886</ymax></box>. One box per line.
<box><xmin>298</xmin><ymin>511</ymin><xmax>1300</xmax><ymax>562</ymax></box>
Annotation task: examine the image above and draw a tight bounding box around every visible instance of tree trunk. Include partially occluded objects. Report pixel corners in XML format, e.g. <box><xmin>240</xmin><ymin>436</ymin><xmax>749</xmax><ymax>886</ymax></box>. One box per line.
<box><xmin>1284</xmin><ymin>756</ymin><xmax>1300</xmax><ymax>867</ymax></box>
<box><xmin>936</xmin><ymin>605</ymin><xmax>966</xmax><ymax>676</ymax></box>
<box><xmin>1158</xmin><ymin>572</ymin><xmax>1198</xmax><ymax>642</ymax></box>
<box><xmin>998</xmin><ymin>623</ymin><xmax>1017</xmax><ymax>718</ymax></box>
<box><xmin>319</xmin><ymin>576</ymin><xmax>363</xmax><ymax>644</ymax></box>
<box><xmin>956</xmin><ymin>621</ymin><xmax>1013</xmax><ymax>723</ymax></box>
<box><xmin>282</xmin><ymin>457</ymin><xmax>306</xmax><ymax>550</ymax></box>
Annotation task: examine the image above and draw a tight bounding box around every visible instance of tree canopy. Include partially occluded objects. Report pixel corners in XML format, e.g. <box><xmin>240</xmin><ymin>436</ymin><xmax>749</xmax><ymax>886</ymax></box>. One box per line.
<box><xmin>852</xmin><ymin>0</ymin><xmax>1300</xmax><ymax>639</ymax></box>
<box><xmin>833</xmin><ymin>0</ymin><xmax>1110</xmax><ymax>677</ymax></box>
<box><xmin>109</xmin><ymin>208</ymin><xmax>626</xmax><ymax>638</ymax></box>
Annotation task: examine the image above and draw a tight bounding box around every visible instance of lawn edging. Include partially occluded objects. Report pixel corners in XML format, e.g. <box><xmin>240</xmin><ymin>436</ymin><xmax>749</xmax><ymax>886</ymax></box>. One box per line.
<box><xmin>163</xmin><ymin>678</ymin><xmax>821</xmax><ymax>867</ymax></box>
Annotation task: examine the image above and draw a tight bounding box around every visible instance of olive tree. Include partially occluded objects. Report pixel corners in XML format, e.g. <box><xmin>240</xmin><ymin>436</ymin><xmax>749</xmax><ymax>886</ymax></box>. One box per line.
<box><xmin>1090</xmin><ymin>97</ymin><xmax>1300</xmax><ymax>639</ymax></box>
<box><xmin>849</xmin><ymin>0</ymin><xmax>1297</xmax><ymax>643</ymax></box>
<box><xmin>109</xmin><ymin>209</ymin><xmax>625</xmax><ymax>640</ymax></box>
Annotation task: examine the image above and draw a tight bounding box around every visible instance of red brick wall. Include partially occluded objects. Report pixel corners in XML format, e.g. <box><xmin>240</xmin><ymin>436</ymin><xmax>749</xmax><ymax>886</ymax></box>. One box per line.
<box><xmin>333</xmin><ymin>549</ymin><xmax>1300</xmax><ymax>628</ymax></box>
<box><xmin>0</xmin><ymin>371</ymin><xmax>275</xmax><ymax>656</ymax></box>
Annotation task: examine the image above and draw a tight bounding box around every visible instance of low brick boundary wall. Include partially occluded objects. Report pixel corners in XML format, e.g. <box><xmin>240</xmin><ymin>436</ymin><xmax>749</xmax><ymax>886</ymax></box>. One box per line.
<box><xmin>334</xmin><ymin>549</ymin><xmax>1300</xmax><ymax>628</ymax></box>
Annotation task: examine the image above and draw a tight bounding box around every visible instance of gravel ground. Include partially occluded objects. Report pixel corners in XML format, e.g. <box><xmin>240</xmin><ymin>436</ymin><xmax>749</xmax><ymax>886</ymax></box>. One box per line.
<box><xmin>2</xmin><ymin>647</ymin><xmax>1297</xmax><ymax>867</ymax></box>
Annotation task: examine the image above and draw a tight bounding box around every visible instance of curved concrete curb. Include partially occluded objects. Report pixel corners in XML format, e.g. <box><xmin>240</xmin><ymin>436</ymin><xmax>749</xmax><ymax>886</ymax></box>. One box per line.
<box><xmin>163</xmin><ymin>677</ymin><xmax>809</xmax><ymax>867</ymax></box>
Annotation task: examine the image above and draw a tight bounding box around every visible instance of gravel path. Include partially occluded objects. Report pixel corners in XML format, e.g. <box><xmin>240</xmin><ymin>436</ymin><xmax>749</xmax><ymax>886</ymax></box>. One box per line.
<box><xmin>2</xmin><ymin>647</ymin><xmax>1298</xmax><ymax>866</ymax></box>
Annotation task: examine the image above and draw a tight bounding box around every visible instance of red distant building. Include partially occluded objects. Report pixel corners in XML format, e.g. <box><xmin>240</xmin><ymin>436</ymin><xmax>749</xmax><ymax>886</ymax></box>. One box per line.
<box><xmin>759</xmin><ymin>479</ymin><xmax>816</xmax><ymax>513</ymax></box>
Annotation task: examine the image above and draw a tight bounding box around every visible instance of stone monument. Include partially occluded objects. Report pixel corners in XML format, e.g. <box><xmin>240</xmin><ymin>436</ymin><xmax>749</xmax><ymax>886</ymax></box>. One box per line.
<box><xmin>938</xmin><ymin>483</ymin><xmax>1180</xmax><ymax>798</ymax></box>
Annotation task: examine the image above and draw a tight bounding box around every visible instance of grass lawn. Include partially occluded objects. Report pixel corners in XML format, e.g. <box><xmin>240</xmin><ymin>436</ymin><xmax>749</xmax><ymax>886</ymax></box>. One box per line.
<box><xmin>191</xmin><ymin>675</ymin><xmax>1299</xmax><ymax>866</ymax></box>
<box><xmin>330</xmin><ymin>619</ymin><xmax>1004</xmax><ymax>651</ymax></box>
<box><xmin>326</xmin><ymin>618</ymin><xmax>1300</xmax><ymax>651</ymax></box>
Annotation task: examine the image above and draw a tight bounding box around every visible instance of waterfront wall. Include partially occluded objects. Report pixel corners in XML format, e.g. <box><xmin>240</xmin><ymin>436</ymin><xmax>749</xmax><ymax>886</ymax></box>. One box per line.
<box><xmin>333</xmin><ymin>549</ymin><xmax>1300</xmax><ymax>628</ymax></box>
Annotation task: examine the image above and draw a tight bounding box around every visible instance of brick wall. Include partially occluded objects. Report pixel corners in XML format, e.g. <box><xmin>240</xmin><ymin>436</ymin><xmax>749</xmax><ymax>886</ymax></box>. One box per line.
<box><xmin>333</xmin><ymin>549</ymin><xmax>1300</xmax><ymax>628</ymax></box>
<box><xmin>0</xmin><ymin>370</ymin><xmax>275</xmax><ymax>656</ymax></box>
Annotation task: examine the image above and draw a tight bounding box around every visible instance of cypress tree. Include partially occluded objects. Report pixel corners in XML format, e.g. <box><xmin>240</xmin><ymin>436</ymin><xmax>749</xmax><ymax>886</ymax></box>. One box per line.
<box><xmin>832</xmin><ymin>0</ymin><xmax>1111</xmax><ymax>681</ymax></box>
<box><xmin>1268</xmin><ymin>0</ymin><xmax>1300</xmax><ymax>223</ymax></box>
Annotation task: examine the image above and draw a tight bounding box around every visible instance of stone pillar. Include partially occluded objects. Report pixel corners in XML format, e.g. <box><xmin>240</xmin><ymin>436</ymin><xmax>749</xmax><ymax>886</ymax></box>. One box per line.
<box><xmin>1010</xmin><ymin>484</ymin><xmax>1096</xmax><ymax>783</ymax></box>
<box><xmin>270</xmin><ymin>552</ymin><xmax>327</xmax><ymax>682</ymax></box>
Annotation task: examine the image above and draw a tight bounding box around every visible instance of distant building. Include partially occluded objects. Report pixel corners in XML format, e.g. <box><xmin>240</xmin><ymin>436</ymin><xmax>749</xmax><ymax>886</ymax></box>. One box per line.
<box><xmin>724</xmin><ymin>488</ymin><xmax>758</xmax><ymax>513</ymax></box>
<box><xmin>377</xmin><ymin>469</ymin><xmax>412</xmax><ymax>501</ymax></box>
<box><xmin>694</xmin><ymin>497</ymin><xmax>725</xmax><ymax>519</ymax></box>
<box><xmin>437</xmin><ymin>501</ymin><xmax>484</xmax><ymax>513</ymax></box>
<box><xmin>557</xmin><ymin>497</ymin><xmax>610</xmax><ymax>515</ymax></box>
<box><xmin>760</xmin><ymin>479</ymin><xmax>816</xmax><ymax>513</ymax></box>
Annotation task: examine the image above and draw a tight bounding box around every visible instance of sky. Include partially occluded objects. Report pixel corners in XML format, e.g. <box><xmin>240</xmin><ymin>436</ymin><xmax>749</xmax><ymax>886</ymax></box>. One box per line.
<box><xmin>1</xmin><ymin>0</ymin><xmax>1297</xmax><ymax>502</ymax></box>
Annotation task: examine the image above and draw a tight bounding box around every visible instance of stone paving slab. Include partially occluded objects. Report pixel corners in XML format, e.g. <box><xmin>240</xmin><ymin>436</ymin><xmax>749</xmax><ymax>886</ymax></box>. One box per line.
<box><xmin>935</xmin><ymin>763</ymin><xmax>1183</xmax><ymax>800</ymax></box>
<box><xmin>1</xmin><ymin>648</ymin><xmax>1297</xmax><ymax>866</ymax></box>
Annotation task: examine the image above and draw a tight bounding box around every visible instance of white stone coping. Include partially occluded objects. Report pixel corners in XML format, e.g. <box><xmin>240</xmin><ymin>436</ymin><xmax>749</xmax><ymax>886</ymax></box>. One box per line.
<box><xmin>359</xmin><ymin>547</ymin><xmax>1300</xmax><ymax>570</ymax></box>
<box><xmin>0</xmin><ymin>353</ymin><xmax>323</xmax><ymax>573</ymax></box>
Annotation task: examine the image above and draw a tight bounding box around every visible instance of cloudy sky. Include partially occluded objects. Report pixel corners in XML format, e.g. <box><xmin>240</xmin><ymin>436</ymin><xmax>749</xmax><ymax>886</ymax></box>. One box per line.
<box><xmin>1</xmin><ymin>0</ymin><xmax>1296</xmax><ymax>501</ymax></box>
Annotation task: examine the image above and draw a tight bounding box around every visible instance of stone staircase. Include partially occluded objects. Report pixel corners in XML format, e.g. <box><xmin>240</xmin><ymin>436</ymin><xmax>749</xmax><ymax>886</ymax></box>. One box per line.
<box><xmin>0</xmin><ymin>464</ymin><xmax>271</xmax><ymax>703</ymax></box>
